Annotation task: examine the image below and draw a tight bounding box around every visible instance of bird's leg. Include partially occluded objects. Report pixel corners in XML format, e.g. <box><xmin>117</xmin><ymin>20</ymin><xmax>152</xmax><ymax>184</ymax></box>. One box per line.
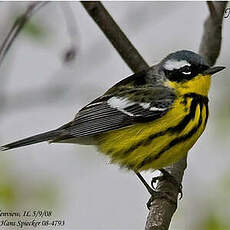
<box><xmin>135</xmin><ymin>170</ymin><xmax>182</xmax><ymax>209</ymax></box>
<box><xmin>135</xmin><ymin>172</ymin><xmax>159</xmax><ymax>209</ymax></box>
<box><xmin>151</xmin><ymin>168</ymin><xmax>183</xmax><ymax>199</ymax></box>
<box><xmin>135</xmin><ymin>172</ymin><xmax>157</xmax><ymax>195</ymax></box>
<box><xmin>135</xmin><ymin>172</ymin><xmax>177</xmax><ymax>209</ymax></box>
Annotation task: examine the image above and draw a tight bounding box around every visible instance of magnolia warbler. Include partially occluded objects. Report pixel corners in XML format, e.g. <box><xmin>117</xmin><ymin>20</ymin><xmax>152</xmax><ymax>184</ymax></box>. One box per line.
<box><xmin>1</xmin><ymin>50</ymin><xmax>225</xmax><ymax>200</ymax></box>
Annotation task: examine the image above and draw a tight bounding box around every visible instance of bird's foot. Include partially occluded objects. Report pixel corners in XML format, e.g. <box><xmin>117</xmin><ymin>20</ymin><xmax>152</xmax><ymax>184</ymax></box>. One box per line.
<box><xmin>135</xmin><ymin>171</ymin><xmax>181</xmax><ymax>210</ymax></box>
<box><xmin>151</xmin><ymin>169</ymin><xmax>183</xmax><ymax>199</ymax></box>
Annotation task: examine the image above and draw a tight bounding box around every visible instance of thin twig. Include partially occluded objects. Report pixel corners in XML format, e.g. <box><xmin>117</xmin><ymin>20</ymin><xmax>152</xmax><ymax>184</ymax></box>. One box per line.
<box><xmin>0</xmin><ymin>1</ymin><xmax>48</xmax><ymax>68</ymax></box>
<box><xmin>0</xmin><ymin>2</ymin><xmax>79</xmax><ymax>115</ymax></box>
<box><xmin>59</xmin><ymin>2</ymin><xmax>80</xmax><ymax>63</ymax></box>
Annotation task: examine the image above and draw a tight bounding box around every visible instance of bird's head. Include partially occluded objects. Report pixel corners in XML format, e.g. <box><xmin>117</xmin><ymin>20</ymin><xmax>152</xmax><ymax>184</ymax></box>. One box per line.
<box><xmin>158</xmin><ymin>50</ymin><xmax>225</xmax><ymax>96</ymax></box>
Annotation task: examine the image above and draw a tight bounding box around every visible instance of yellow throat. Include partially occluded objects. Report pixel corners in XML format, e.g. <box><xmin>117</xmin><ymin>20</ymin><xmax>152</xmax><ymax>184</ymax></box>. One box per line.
<box><xmin>167</xmin><ymin>74</ymin><xmax>211</xmax><ymax>97</ymax></box>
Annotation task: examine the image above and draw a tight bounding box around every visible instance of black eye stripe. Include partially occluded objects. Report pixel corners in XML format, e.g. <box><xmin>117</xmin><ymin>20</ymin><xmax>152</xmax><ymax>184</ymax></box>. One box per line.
<box><xmin>164</xmin><ymin>64</ymin><xmax>209</xmax><ymax>82</ymax></box>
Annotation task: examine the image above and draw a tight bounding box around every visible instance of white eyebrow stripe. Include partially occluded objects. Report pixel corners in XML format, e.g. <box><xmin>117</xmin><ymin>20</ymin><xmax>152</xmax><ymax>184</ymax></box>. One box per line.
<box><xmin>164</xmin><ymin>60</ymin><xmax>191</xmax><ymax>70</ymax></box>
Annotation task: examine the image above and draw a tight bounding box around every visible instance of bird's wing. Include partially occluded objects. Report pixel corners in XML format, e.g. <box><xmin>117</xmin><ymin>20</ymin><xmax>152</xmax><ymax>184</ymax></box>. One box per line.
<box><xmin>55</xmin><ymin>77</ymin><xmax>175</xmax><ymax>140</ymax></box>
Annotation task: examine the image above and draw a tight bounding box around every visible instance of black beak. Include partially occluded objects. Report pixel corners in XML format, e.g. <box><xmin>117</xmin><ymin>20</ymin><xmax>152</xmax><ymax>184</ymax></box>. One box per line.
<box><xmin>203</xmin><ymin>66</ymin><xmax>225</xmax><ymax>75</ymax></box>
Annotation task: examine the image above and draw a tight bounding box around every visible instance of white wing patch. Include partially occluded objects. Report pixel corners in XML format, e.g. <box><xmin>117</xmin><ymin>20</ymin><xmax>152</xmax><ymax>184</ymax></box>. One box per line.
<box><xmin>107</xmin><ymin>97</ymin><xmax>136</xmax><ymax>116</ymax></box>
<box><xmin>149</xmin><ymin>106</ymin><xmax>167</xmax><ymax>111</ymax></box>
<box><xmin>107</xmin><ymin>97</ymin><xmax>167</xmax><ymax>116</ymax></box>
<box><xmin>140</xmin><ymin>102</ymin><xmax>151</xmax><ymax>109</ymax></box>
<box><xmin>164</xmin><ymin>59</ymin><xmax>191</xmax><ymax>71</ymax></box>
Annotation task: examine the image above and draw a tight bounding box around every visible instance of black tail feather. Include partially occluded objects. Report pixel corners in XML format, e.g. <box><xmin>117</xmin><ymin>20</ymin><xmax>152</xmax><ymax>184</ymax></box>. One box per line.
<box><xmin>0</xmin><ymin>130</ymin><xmax>60</xmax><ymax>151</ymax></box>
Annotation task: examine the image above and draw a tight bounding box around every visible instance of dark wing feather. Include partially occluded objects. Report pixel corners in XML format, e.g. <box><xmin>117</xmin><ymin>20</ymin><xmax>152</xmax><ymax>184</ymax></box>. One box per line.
<box><xmin>55</xmin><ymin>86</ymin><xmax>175</xmax><ymax>140</ymax></box>
<box><xmin>67</xmin><ymin>102</ymin><xmax>132</xmax><ymax>136</ymax></box>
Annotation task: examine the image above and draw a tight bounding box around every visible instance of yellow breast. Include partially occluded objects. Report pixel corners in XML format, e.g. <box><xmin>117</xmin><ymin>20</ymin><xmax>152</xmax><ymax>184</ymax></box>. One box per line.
<box><xmin>96</xmin><ymin>95</ymin><xmax>208</xmax><ymax>171</ymax></box>
<box><xmin>96</xmin><ymin>74</ymin><xmax>211</xmax><ymax>171</ymax></box>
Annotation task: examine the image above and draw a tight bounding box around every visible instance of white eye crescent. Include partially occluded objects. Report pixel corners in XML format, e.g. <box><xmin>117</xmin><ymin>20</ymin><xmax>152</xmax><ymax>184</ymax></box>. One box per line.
<box><xmin>182</xmin><ymin>71</ymin><xmax>191</xmax><ymax>75</ymax></box>
<box><xmin>181</xmin><ymin>65</ymin><xmax>192</xmax><ymax>75</ymax></box>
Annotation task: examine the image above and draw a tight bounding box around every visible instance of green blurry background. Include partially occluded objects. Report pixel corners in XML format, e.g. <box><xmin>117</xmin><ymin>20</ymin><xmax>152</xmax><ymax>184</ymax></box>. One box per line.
<box><xmin>0</xmin><ymin>2</ymin><xmax>229</xmax><ymax>230</ymax></box>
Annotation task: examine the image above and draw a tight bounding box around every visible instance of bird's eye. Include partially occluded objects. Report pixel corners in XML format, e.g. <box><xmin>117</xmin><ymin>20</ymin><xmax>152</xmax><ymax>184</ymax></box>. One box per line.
<box><xmin>181</xmin><ymin>65</ymin><xmax>191</xmax><ymax>75</ymax></box>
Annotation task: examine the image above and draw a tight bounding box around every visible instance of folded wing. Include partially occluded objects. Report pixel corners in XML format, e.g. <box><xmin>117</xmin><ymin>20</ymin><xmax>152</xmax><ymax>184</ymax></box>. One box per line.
<box><xmin>55</xmin><ymin>86</ymin><xmax>176</xmax><ymax>140</ymax></box>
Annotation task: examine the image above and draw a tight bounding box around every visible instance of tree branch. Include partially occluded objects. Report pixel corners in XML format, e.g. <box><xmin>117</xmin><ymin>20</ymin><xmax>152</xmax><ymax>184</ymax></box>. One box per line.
<box><xmin>81</xmin><ymin>1</ymin><xmax>227</xmax><ymax>230</ymax></box>
<box><xmin>81</xmin><ymin>1</ymin><xmax>148</xmax><ymax>73</ymax></box>
<box><xmin>199</xmin><ymin>1</ymin><xmax>227</xmax><ymax>66</ymax></box>
<box><xmin>145</xmin><ymin>157</ymin><xmax>187</xmax><ymax>230</ymax></box>
<box><xmin>0</xmin><ymin>1</ymin><xmax>48</xmax><ymax>68</ymax></box>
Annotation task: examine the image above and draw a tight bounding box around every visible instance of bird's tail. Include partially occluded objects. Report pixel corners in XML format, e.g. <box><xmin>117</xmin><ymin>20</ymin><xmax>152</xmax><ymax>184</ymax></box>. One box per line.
<box><xmin>0</xmin><ymin>130</ymin><xmax>60</xmax><ymax>151</ymax></box>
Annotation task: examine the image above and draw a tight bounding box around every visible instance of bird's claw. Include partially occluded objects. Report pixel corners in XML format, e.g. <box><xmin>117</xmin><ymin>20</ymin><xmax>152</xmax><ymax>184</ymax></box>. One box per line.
<box><xmin>150</xmin><ymin>169</ymin><xmax>183</xmax><ymax>200</ymax></box>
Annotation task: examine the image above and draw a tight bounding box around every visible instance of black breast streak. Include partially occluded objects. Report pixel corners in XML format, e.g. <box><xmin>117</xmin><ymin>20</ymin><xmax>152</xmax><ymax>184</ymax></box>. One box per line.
<box><xmin>136</xmin><ymin>93</ymin><xmax>208</xmax><ymax>170</ymax></box>
<box><xmin>123</xmin><ymin>95</ymin><xmax>198</xmax><ymax>156</ymax></box>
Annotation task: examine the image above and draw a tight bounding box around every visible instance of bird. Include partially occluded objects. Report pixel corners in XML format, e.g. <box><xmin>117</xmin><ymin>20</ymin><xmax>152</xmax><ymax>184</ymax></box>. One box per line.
<box><xmin>0</xmin><ymin>50</ymin><xmax>225</xmax><ymax>203</ymax></box>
